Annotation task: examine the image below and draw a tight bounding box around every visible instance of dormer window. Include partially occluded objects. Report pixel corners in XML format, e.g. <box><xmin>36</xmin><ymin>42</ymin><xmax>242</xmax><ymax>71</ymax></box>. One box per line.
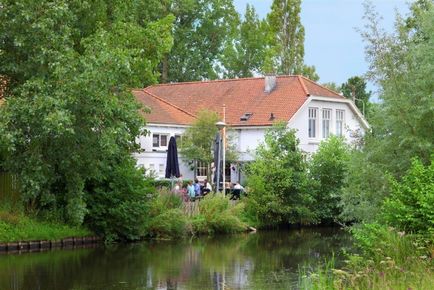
<box><xmin>240</xmin><ymin>112</ymin><xmax>253</xmax><ymax>121</ymax></box>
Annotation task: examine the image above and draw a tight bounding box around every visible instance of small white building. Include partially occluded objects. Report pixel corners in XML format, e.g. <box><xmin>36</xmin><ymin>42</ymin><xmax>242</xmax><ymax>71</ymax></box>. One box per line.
<box><xmin>132</xmin><ymin>75</ymin><xmax>368</xmax><ymax>182</ymax></box>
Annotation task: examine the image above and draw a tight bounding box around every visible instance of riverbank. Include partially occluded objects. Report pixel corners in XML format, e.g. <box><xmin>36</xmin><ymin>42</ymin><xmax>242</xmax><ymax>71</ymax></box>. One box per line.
<box><xmin>0</xmin><ymin>209</ymin><xmax>92</xmax><ymax>244</ymax></box>
<box><xmin>0</xmin><ymin>194</ymin><xmax>250</xmax><ymax>246</ymax></box>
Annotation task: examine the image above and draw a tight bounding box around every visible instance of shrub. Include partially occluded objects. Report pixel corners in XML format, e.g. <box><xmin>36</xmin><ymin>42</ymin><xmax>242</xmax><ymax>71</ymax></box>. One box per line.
<box><xmin>84</xmin><ymin>158</ymin><xmax>154</xmax><ymax>242</ymax></box>
<box><xmin>382</xmin><ymin>156</ymin><xmax>434</xmax><ymax>235</ymax></box>
<box><xmin>309</xmin><ymin>136</ymin><xmax>350</xmax><ymax>222</ymax></box>
<box><xmin>144</xmin><ymin>190</ymin><xmax>187</xmax><ymax>238</ymax></box>
<box><xmin>245</xmin><ymin>123</ymin><xmax>315</xmax><ymax>227</ymax></box>
<box><xmin>192</xmin><ymin>195</ymin><xmax>246</xmax><ymax>234</ymax></box>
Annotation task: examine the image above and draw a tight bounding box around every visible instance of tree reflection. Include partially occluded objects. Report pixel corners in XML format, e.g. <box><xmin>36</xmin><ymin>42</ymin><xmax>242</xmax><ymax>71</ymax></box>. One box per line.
<box><xmin>0</xmin><ymin>228</ymin><xmax>351</xmax><ymax>290</ymax></box>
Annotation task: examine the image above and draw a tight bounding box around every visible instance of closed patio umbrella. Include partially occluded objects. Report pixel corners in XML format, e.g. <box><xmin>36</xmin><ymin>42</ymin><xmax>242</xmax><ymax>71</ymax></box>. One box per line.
<box><xmin>165</xmin><ymin>136</ymin><xmax>180</xmax><ymax>180</ymax></box>
<box><xmin>213</xmin><ymin>132</ymin><xmax>223</xmax><ymax>192</ymax></box>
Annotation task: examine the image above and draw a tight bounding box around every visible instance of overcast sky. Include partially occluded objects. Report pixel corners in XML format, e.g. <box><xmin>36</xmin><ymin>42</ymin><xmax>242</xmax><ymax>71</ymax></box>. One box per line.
<box><xmin>233</xmin><ymin>0</ymin><xmax>410</xmax><ymax>92</ymax></box>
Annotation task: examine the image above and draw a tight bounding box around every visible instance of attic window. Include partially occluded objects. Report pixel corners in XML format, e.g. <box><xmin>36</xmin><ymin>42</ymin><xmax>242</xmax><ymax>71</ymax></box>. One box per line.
<box><xmin>240</xmin><ymin>112</ymin><xmax>253</xmax><ymax>121</ymax></box>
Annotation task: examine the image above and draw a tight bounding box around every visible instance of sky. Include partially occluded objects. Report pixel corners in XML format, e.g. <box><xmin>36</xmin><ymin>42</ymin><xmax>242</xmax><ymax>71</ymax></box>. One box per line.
<box><xmin>233</xmin><ymin>0</ymin><xmax>410</xmax><ymax>93</ymax></box>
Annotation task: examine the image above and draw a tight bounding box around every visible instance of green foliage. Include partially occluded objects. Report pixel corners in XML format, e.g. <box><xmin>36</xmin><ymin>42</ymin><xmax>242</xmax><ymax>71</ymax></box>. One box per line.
<box><xmin>263</xmin><ymin>0</ymin><xmax>318</xmax><ymax>80</ymax></box>
<box><xmin>361</xmin><ymin>1</ymin><xmax>433</xmax><ymax>175</ymax></box>
<box><xmin>146</xmin><ymin>0</ymin><xmax>239</xmax><ymax>82</ymax></box>
<box><xmin>84</xmin><ymin>159</ymin><xmax>155</xmax><ymax>242</ymax></box>
<box><xmin>145</xmin><ymin>190</ymin><xmax>187</xmax><ymax>239</ymax></box>
<box><xmin>192</xmin><ymin>195</ymin><xmax>246</xmax><ymax>234</ymax></box>
<box><xmin>245</xmin><ymin>123</ymin><xmax>315</xmax><ymax>227</ymax></box>
<box><xmin>321</xmin><ymin>82</ymin><xmax>340</xmax><ymax>93</ymax></box>
<box><xmin>309</xmin><ymin>136</ymin><xmax>350</xmax><ymax>222</ymax></box>
<box><xmin>222</xmin><ymin>4</ymin><xmax>267</xmax><ymax>78</ymax></box>
<box><xmin>0</xmin><ymin>206</ymin><xmax>91</xmax><ymax>242</ymax></box>
<box><xmin>340</xmin><ymin>76</ymin><xmax>371</xmax><ymax>117</ymax></box>
<box><xmin>339</xmin><ymin>2</ymin><xmax>434</xmax><ymax>223</ymax></box>
<box><xmin>180</xmin><ymin>109</ymin><xmax>238</xmax><ymax>173</ymax></box>
<box><xmin>339</xmin><ymin>149</ymin><xmax>390</xmax><ymax>223</ymax></box>
<box><xmin>180</xmin><ymin>110</ymin><xmax>220</xmax><ymax>165</ymax></box>
<box><xmin>0</xmin><ymin>1</ymin><xmax>173</xmax><ymax>230</ymax></box>
<box><xmin>382</xmin><ymin>157</ymin><xmax>434</xmax><ymax>235</ymax></box>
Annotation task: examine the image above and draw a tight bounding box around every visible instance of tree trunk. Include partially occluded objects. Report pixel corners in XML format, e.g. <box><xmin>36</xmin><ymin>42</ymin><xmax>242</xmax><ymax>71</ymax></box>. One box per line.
<box><xmin>161</xmin><ymin>54</ymin><xmax>169</xmax><ymax>83</ymax></box>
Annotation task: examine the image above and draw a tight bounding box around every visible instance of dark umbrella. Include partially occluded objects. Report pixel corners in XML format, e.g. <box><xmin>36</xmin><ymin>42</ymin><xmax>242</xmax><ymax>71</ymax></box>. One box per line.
<box><xmin>213</xmin><ymin>132</ymin><xmax>223</xmax><ymax>191</ymax></box>
<box><xmin>165</xmin><ymin>136</ymin><xmax>180</xmax><ymax>179</ymax></box>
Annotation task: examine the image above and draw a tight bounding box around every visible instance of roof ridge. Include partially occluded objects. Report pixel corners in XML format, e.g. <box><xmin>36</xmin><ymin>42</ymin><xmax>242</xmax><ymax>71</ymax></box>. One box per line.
<box><xmin>146</xmin><ymin>75</ymin><xmax>301</xmax><ymax>88</ymax></box>
<box><xmin>299</xmin><ymin>75</ymin><xmax>343</xmax><ymax>98</ymax></box>
<box><xmin>147</xmin><ymin>77</ymin><xmax>263</xmax><ymax>88</ymax></box>
<box><xmin>297</xmin><ymin>75</ymin><xmax>310</xmax><ymax>96</ymax></box>
<box><xmin>142</xmin><ymin>89</ymin><xmax>197</xmax><ymax>119</ymax></box>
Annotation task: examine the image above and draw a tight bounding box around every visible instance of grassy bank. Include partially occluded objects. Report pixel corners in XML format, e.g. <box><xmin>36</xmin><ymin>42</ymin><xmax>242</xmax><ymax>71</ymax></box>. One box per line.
<box><xmin>300</xmin><ymin>226</ymin><xmax>434</xmax><ymax>289</ymax></box>
<box><xmin>0</xmin><ymin>209</ymin><xmax>92</xmax><ymax>243</ymax></box>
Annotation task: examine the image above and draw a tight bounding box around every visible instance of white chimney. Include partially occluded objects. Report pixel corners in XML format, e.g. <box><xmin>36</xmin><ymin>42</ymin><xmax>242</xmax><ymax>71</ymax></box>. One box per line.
<box><xmin>264</xmin><ymin>75</ymin><xmax>277</xmax><ymax>93</ymax></box>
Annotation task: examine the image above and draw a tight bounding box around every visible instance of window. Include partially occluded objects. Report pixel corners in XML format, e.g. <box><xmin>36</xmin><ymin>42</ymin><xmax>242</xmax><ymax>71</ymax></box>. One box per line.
<box><xmin>148</xmin><ymin>163</ymin><xmax>155</xmax><ymax>175</ymax></box>
<box><xmin>152</xmin><ymin>134</ymin><xmax>169</xmax><ymax>148</ymax></box>
<box><xmin>336</xmin><ymin>110</ymin><xmax>345</xmax><ymax>136</ymax></box>
<box><xmin>308</xmin><ymin>108</ymin><xmax>318</xmax><ymax>138</ymax></box>
<box><xmin>322</xmin><ymin>109</ymin><xmax>331</xmax><ymax>138</ymax></box>
<box><xmin>196</xmin><ymin>161</ymin><xmax>208</xmax><ymax>178</ymax></box>
<box><xmin>158</xmin><ymin>164</ymin><xmax>165</xmax><ymax>176</ymax></box>
<box><xmin>175</xmin><ymin>134</ymin><xmax>182</xmax><ymax>145</ymax></box>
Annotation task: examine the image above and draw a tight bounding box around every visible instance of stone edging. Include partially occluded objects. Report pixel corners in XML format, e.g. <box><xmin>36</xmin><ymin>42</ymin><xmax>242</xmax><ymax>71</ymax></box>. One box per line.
<box><xmin>0</xmin><ymin>236</ymin><xmax>102</xmax><ymax>253</ymax></box>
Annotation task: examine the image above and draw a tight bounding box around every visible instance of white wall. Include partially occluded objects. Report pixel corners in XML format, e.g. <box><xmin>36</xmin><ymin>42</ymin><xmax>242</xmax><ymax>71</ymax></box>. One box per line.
<box><xmin>236</xmin><ymin>128</ymin><xmax>266</xmax><ymax>161</ymax></box>
<box><xmin>134</xmin><ymin>100</ymin><xmax>367</xmax><ymax>182</ymax></box>
<box><xmin>289</xmin><ymin>99</ymin><xmax>365</xmax><ymax>153</ymax></box>
<box><xmin>134</xmin><ymin>125</ymin><xmax>195</xmax><ymax>180</ymax></box>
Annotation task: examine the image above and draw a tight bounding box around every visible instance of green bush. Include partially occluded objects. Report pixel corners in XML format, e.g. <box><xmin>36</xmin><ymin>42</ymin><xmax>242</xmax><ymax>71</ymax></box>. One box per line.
<box><xmin>144</xmin><ymin>190</ymin><xmax>187</xmax><ymax>238</ymax></box>
<box><xmin>192</xmin><ymin>195</ymin><xmax>246</xmax><ymax>234</ymax></box>
<box><xmin>245</xmin><ymin>123</ymin><xmax>315</xmax><ymax>227</ymax></box>
<box><xmin>84</xmin><ymin>159</ymin><xmax>155</xmax><ymax>242</ymax></box>
<box><xmin>382</xmin><ymin>156</ymin><xmax>434</xmax><ymax>235</ymax></box>
<box><xmin>309</xmin><ymin>136</ymin><xmax>350</xmax><ymax>222</ymax></box>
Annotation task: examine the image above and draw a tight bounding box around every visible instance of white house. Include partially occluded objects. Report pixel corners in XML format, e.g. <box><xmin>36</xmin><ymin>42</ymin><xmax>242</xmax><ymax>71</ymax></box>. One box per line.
<box><xmin>132</xmin><ymin>75</ymin><xmax>369</xmax><ymax>183</ymax></box>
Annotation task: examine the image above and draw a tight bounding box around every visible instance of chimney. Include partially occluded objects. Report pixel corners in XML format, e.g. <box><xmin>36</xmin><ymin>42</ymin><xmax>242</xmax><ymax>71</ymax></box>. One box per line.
<box><xmin>264</xmin><ymin>75</ymin><xmax>276</xmax><ymax>93</ymax></box>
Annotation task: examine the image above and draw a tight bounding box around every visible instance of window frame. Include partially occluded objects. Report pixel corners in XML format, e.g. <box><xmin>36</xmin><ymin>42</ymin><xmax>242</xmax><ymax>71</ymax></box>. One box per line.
<box><xmin>322</xmin><ymin>108</ymin><xmax>332</xmax><ymax>139</ymax></box>
<box><xmin>308</xmin><ymin>107</ymin><xmax>319</xmax><ymax>139</ymax></box>
<box><xmin>336</xmin><ymin>109</ymin><xmax>345</xmax><ymax>137</ymax></box>
<box><xmin>152</xmin><ymin>133</ymin><xmax>170</xmax><ymax>149</ymax></box>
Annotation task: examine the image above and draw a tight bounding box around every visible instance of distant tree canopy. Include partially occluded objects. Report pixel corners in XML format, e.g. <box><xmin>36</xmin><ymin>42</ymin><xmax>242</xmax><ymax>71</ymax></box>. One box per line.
<box><xmin>340</xmin><ymin>76</ymin><xmax>371</xmax><ymax>116</ymax></box>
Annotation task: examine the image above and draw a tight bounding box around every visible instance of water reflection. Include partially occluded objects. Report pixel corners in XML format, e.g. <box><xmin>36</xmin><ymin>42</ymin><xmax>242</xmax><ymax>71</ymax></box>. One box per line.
<box><xmin>0</xmin><ymin>228</ymin><xmax>351</xmax><ymax>290</ymax></box>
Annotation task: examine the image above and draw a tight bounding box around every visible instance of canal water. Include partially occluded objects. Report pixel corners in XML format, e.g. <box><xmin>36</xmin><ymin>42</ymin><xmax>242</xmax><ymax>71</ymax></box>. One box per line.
<box><xmin>0</xmin><ymin>228</ymin><xmax>351</xmax><ymax>290</ymax></box>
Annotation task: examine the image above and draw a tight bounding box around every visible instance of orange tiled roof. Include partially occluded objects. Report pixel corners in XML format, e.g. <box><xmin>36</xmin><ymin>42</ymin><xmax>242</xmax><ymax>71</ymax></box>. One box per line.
<box><xmin>134</xmin><ymin>75</ymin><xmax>344</xmax><ymax>127</ymax></box>
<box><xmin>133</xmin><ymin>89</ymin><xmax>196</xmax><ymax>125</ymax></box>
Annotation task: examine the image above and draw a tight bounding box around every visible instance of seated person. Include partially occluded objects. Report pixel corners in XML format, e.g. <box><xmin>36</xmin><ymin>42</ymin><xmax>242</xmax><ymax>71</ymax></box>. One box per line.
<box><xmin>202</xmin><ymin>179</ymin><xmax>212</xmax><ymax>196</ymax></box>
<box><xmin>187</xmin><ymin>181</ymin><xmax>195</xmax><ymax>201</ymax></box>
<box><xmin>230</xmin><ymin>182</ymin><xmax>244</xmax><ymax>200</ymax></box>
<box><xmin>194</xmin><ymin>178</ymin><xmax>201</xmax><ymax>198</ymax></box>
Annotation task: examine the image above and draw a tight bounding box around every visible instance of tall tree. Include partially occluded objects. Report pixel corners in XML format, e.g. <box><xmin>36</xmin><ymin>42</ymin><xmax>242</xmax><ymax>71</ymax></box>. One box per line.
<box><xmin>0</xmin><ymin>0</ymin><xmax>173</xmax><ymax>225</ymax></box>
<box><xmin>340</xmin><ymin>76</ymin><xmax>371</xmax><ymax>116</ymax></box>
<box><xmin>221</xmin><ymin>4</ymin><xmax>267</xmax><ymax>78</ymax></box>
<box><xmin>144</xmin><ymin>0</ymin><xmax>239</xmax><ymax>82</ymax></box>
<box><xmin>340</xmin><ymin>1</ymin><xmax>434</xmax><ymax>223</ymax></box>
<box><xmin>264</xmin><ymin>0</ymin><xmax>318</xmax><ymax>80</ymax></box>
